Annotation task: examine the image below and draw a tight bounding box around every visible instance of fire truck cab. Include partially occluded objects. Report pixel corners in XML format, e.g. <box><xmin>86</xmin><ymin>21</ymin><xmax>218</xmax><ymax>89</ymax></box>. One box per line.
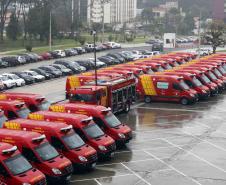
<box><xmin>5</xmin><ymin>118</ymin><xmax>97</xmax><ymax>170</ymax></box>
<box><xmin>138</xmin><ymin>74</ymin><xmax>198</xmax><ymax>105</ymax></box>
<box><xmin>48</xmin><ymin>104</ymin><xmax>117</xmax><ymax>158</ymax></box>
<box><xmin>0</xmin><ymin>142</ymin><xmax>46</xmax><ymax>185</ymax></box>
<box><xmin>49</xmin><ymin>104</ymin><xmax>132</xmax><ymax>145</ymax></box>
<box><xmin>0</xmin><ymin>92</ymin><xmax>51</xmax><ymax>112</ymax></box>
<box><xmin>0</xmin><ymin>129</ymin><xmax>72</xmax><ymax>183</ymax></box>
<box><xmin>0</xmin><ymin>100</ymin><xmax>30</xmax><ymax>119</ymax></box>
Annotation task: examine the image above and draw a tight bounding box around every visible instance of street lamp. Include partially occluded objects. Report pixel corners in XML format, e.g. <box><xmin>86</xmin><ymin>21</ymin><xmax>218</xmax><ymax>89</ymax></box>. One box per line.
<box><xmin>91</xmin><ymin>30</ymin><xmax>98</xmax><ymax>86</ymax></box>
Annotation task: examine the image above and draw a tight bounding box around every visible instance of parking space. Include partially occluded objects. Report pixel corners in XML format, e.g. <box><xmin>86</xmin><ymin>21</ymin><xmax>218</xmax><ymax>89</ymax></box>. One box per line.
<box><xmin>67</xmin><ymin>92</ymin><xmax>226</xmax><ymax>185</ymax></box>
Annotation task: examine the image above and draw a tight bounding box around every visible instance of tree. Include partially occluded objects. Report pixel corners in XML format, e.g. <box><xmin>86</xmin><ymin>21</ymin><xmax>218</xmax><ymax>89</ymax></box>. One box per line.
<box><xmin>0</xmin><ymin>0</ymin><xmax>14</xmax><ymax>41</ymax></box>
<box><xmin>6</xmin><ymin>12</ymin><xmax>21</xmax><ymax>40</ymax></box>
<box><xmin>205</xmin><ymin>20</ymin><xmax>226</xmax><ymax>53</ymax></box>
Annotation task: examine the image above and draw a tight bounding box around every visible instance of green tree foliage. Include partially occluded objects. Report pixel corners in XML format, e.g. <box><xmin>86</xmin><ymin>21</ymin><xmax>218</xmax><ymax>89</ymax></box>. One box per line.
<box><xmin>6</xmin><ymin>12</ymin><xmax>21</xmax><ymax>40</ymax></box>
<box><xmin>205</xmin><ymin>20</ymin><xmax>226</xmax><ymax>53</ymax></box>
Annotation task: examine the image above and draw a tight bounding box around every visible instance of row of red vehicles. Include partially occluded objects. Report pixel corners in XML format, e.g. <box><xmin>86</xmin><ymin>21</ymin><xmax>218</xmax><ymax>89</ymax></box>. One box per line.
<box><xmin>0</xmin><ymin>92</ymin><xmax>132</xmax><ymax>185</ymax></box>
<box><xmin>66</xmin><ymin>52</ymin><xmax>226</xmax><ymax>105</ymax></box>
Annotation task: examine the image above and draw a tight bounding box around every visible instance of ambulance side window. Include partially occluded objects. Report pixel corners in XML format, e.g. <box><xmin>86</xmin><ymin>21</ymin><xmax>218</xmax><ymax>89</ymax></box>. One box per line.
<box><xmin>184</xmin><ymin>80</ymin><xmax>193</xmax><ymax>87</ymax></box>
<box><xmin>51</xmin><ymin>137</ymin><xmax>66</xmax><ymax>150</ymax></box>
<box><xmin>173</xmin><ymin>83</ymin><xmax>182</xmax><ymax>91</ymax></box>
<box><xmin>0</xmin><ymin>164</ymin><xmax>9</xmax><ymax>177</ymax></box>
<box><xmin>29</xmin><ymin>105</ymin><xmax>38</xmax><ymax>112</ymax></box>
<box><xmin>75</xmin><ymin>129</ymin><xmax>87</xmax><ymax>141</ymax></box>
<box><xmin>22</xmin><ymin>147</ymin><xmax>39</xmax><ymax>162</ymax></box>
<box><xmin>7</xmin><ymin>111</ymin><xmax>17</xmax><ymax>119</ymax></box>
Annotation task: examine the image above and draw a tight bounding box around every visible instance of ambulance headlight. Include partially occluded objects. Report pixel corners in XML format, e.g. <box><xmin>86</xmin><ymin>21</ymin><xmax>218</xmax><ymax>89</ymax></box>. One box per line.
<box><xmin>118</xmin><ymin>133</ymin><xmax>126</xmax><ymax>139</ymax></box>
<box><xmin>52</xmin><ymin>168</ymin><xmax>62</xmax><ymax>175</ymax></box>
<box><xmin>98</xmin><ymin>145</ymin><xmax>107</xmax><ymax>151</ymax></box>
<box><xmin>78</xmin><ymin>156</ymin><xmax>88</xmax><ymax>162</ymax></box>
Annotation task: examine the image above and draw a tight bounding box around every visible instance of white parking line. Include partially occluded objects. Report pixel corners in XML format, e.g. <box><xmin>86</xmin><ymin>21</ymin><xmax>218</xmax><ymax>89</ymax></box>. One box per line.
<box><xmin>162</xmin><ymin>138</ymin><xmax>226</xmax><ymax>173</ymax></box>
<box><xmin>94</xmin><ymin>179</ymin><xmax>102</xmax><ymax>185</ymax></box>
<box><xmin>131</xmin><ymin>102</ymin><xmax>145</xmax><ymax>109</ymax></box>
<box><xmin>138</xmin><ymin>107</ymin><xmax>205</xmax><ymax>113</ymax></box>
<box><xmin>121</xmin><ymin>163</ymin><xmax>152</xmax><ymax>185</ymax></box>
<box><xmin>143</xmin><ymin>150</ymin><xmax>202</xmax><ymax>185</ymax></box>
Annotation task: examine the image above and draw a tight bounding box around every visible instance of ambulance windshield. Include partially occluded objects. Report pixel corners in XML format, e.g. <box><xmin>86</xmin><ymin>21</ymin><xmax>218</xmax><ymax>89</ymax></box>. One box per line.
<box><xmin>192</xmin><ymin>77</ymin><xmax>202</xmax><ymax>87</ymax></box>
<box><xmin>17</xmin><ymin>108</ymin><xmax>30</xmax><ymax>118</ymax></box>
<box><xmin>0</xmin><ymin>114</ymin><xmax>7</xmax><ymax>128</ymax></box>
<box><xmin>83</xmin><ymin>124</ymin><xmax>104</xmax><ymax>139</ymax></box>
<box><xmin>38</xmin><ymin>101</ymin><xmax>51</xmax><ymax>111</ymax></box>
<box><xmin>4</xmin><ymin>154</ymin><xmax>32</xmax><ymax>175</ymax></box>
<box><xmin>179</xmin><ymin>81</ymin><xmax>190</xmax><ymax>90</ymax></box>
<box><xmin>62</xmin><ymin>133</ymin><xmax>85</xmax><ymax>149</ymax></box>
<box><xmin>35</xmin><ymin>142</ymin><xmax>59</xmax><ymax>161</ymax></box>
<box><xmin>201</xmin><ymin>75</ymin><xmax>211</xmax><ymax>83</ymax></box>
<box><xmin>105</xmin><ymin>112</ymin><xmax>122</xmax><ymax>128</ymax></box>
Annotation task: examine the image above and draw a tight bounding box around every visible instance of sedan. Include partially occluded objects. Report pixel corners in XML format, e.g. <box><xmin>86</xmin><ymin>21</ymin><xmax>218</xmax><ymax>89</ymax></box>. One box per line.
<box><xmin>54</xmin><ymin>60</ymin><xmax>84</xmax><ymax>73</ymax></box>
<box><xmin>0</xmin><ymin>75</ymin><xmax>16</xmax><ymax>89</ymax></box>
<box><xmin>23</xmin><ymin>70</ymin><xmax>45</xmax><ymax>82</ymax></box>
<box><xmin>51</xmin><ymin>64</ymin><xmax>73</xmax><ymax>75</ymax></box>
<box><xmin>12</xmin><ymin>72</ymin><xmax>36</xmax><ymax>85</ymax></box>
<box><xmin>30</xmin><ymin>68</ymin><xmax>54</xmax><ymax>80</ymax></box>
<box><xmin>2</xmin><ymin>73</ymin><xmax>25</xmax><ymax>87</ymax></box>
<box><xmin>38</xmin><ymin>66</ymin><xmax>63</xmax><ymax>78</ymax></box>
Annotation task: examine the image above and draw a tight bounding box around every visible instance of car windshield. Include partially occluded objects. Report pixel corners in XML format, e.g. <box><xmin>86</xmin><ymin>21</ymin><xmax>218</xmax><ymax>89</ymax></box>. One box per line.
<box><xmin>38</xmin><ymin>101</ymin><xmax>51</xmax><ymax>110</ymax></box>
<box><xmin>0</xmin><ymin>114</ymin><xmax>7</xmax><ymax>128</ymax></box>
<box><xmin>4</xmin><ymin>154</ymin><xmax>32</xmax><ymax>176</ymax></box>
<box><xmin>201</xmin><ymin>74</ymin><xmax>211</xmax><ymax>83</ymax></box>
<box><xmin>223</xmin><ymin>64</ymin><xmax>226</xmax><ymax>71</ymax></box>
<box><xmin>62</xmin><ymin>133</ymin><xmax>85</xmax><ymax>149</ymax></box>
<box><xmin>105</xmin><ymin>112</ymin><xmax>122</xmax><ymax>128</ymax></box>
<box><xmin>192</xmin><ymin>77</ymin><xmax>202</xmax><ymax>87</ymax></box>
<box><xmin>30</xmin><ymin>71</ymin><xmax>38</xmax><ymax>76</ymax></box>
<box><xmin>157</xmin><ymin>66</ymin><xmax>164</xmax><ymax>72</ymax></box>
<box><xmin>83</xmin><ymin>124</ymin><xmax>104</xmax><ymax>139</ymax></box>
<box><xmin>147</xmin><ymin>69</ymin><xmax>154</xmax><ymax>74</ymax></box>
<box><xmin>218</xmin><ymin>66</ymin><xmax>226</xmax><ymax>74</ymax></box>
<box><xmin>165</xmin><ymin>64</ymin><xmax>173</xmax><ymax>69</ymax></box>
<box><xmin>35</xmin><ymin>142</ymin><xmax>59</xmax><ymax>161</ymax></box>
<box><xmin>179</xmin><ymin>80</ymin><xmax>190</xmax><ymax>90</ymax></box>
<box><xmin>208</xmin><ymin>72</ymin><xmax>217</xmax><ymax>80</ymax></box>
<box><xmin>0</xmin><ymin>76</ymin><xmax>8</xmax><ymax>81</ymax></box>
<box><xmin>16</xmin><ymin>108</ymin><xmax>30</xmax><ymax>118</ymax></box>
<box><xmin>174</xmin><ymin>62</ymin><xmax>180</xmax><ymax>66</ymax></box>
<box><xmin>11</xmin><ymin>75</ymin><xmax>20</xmax><ymax>80</ymax></box>
<box><xmin>214</xmin><ymin>69</ymin><xmax>222</xmax><ymax>77</ymax></box>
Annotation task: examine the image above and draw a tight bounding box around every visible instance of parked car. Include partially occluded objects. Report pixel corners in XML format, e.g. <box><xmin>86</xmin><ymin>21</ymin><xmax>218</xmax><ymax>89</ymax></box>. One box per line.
<box><xmin>87</xmin><ymin>58</ymin><xmax>107</xmax><ymax>68</ymax></box>
<box><xmin>152</xmin><ymin>43</ymin><xmax>163</xmax><ymax>51</ymax></box>
<box><xmin>0</xmin><ymin>79</ymin><xmax>4</xmax><ymax>90</ymax></box>
<box><xmin>0</xmin><ymin>75</ymin><xmax>16</xmax><ymax>89</ymax></box>
<box><xmin>41</xmin><ymin>52</ymin><xmax>53</xmax><ymax>60</ymax></box>
<box><xmin>106</xmin><ymin>42</ymin><xmax>121</xmax><ymax>49</ymax></box>
<box><xmin>0</xmin><ymin>58</ymin><xmax>9</xmax><ymax>68</ymax></box>
<box><xmin>107</xmin><ymin>53</ymin><xmax>125</xmax><ymax>63</ymax></box>
<box><xmin>51</xmin><ymin>64</ymin><xmax>73</xmax><ymax>75</ymax></box>
<box><xmin>121</xmin><ymin>51</ymin><xmax>140</xmax><ymax>60</ymax></box>
<box><xmin>54</xmin><ymin>60</ymin><xmax>84</xmax><ymax>73</ymax></box>
<box><xmin>12</xmin><ymin>72</ymin><xmax>36</xmax><ymax>85</ymax></box>
<box><xmin>196</xmin><ymin>48</ymin><xmax>211</xmax><ymax>56</ymax></box>
<box><xmin>23</xmin><ymin>70</ymin><xmax>45</xmax><ymax>82</ymax></box>
<box><xmin>98</xmin><ymin>56</ymin><xmax>115</xmax><ymax>65</ymax></box>
<box><xmin>49</xmin><ymin>50</ymin><xmax>66</xmax><ymax>58</ymax></box>
<box><xmin>30</xmin><ymin>53</ymin><xmax>43</xmax><ymax>61</ymax></box>
<box><xmin>73</xmin><ymin>47</ymin><xmax>86</xmax><ymax>54</ymax></box>
<box><xmin>2</xmin><ymin>73</ymin><xmax>25</xmax><ymax>87</ymax></box>
<box><xmin>1</xmin><ymin>56</ymin><xmax>26</xmax><ymax>66</ymax></box>
<box><xmin>18</xmin><ymin>54</ymin><xmax>33</xmax><ymax>63</ymax></box>
<box><xmin>84</xmin><ymin>43</ymin><xmax>94</xmax><ymax>52</ymax></box>
<box><xmin>64</xmin><ymin>48</ymin><xmax>78</xmax><ymax>57</ymax></box>
<box><xmin>74</xmin><ymin>60</ymin><xmax>95</xmax><ymax>70</ymax></box>
<box><xmin>30</xmin><ymin>68</ymin><xmax>54</xmax><ymax>80</ymax></box>
<box><xmin>38</xmin><ymin>66</ymin><xmax>63</xmax><ymax>77</ymax></box>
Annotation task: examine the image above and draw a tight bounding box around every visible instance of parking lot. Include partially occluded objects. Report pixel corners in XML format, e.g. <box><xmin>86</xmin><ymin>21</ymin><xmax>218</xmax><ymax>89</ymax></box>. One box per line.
<box><xmin>6</xmin><ymin>78</ymin><xmax>226</xmax><ymax>185</ymax></box>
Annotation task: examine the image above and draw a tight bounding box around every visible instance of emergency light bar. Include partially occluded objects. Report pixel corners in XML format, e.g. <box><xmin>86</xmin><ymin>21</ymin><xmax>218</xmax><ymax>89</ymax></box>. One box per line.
<box><xmin>2</xmin><ymin>146</ymin><xmax>17</xmax><ymax>155</ymax></box>
<box><xmin>101</xmin><ymin>107</ymin><xmax>111</xmax><ymax>114</ymax></box>
<box><xmin>81</xmin><ymin>117</ymin><xmax>93</xmax><ymax>124</ymax></box>
<box><xmin>60</xmin><ymin>125</ymin><xmax>73</xmax><ymax>132</ymax></box>
<box><xmin>32</xmin><ymin>135</ymin><xmax>46</xmax><ymax>143</ymax></box>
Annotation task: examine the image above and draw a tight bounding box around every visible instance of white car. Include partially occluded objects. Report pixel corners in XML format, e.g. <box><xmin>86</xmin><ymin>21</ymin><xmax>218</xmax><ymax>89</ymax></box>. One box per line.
<box><xmin>23</xmin><ymin>70</ymin><xmax>45</xmax><ymax>82</ymax></box>
<box><xmin>196</xmin><ymin>48</ymin><xmax>211</xmax><ymax>56</ymax></box>
<box><xmin>88</xmin><ymin>58</ymin><xmax>107</xmax><ymax>68</ymax></box>
<box><xmin>0</xmin><ymin>75</ymin><xmax>16</xmax><ymax>89</ymax></box>
<box><xmin>121</xmin><ymin>51</ymin><xmax>141</xmax><ymax>60</ymax></box>
<box><xmin>54</xmin><ymin>50</ymin><xmax>66</xmax><ymax>58</ymax></box>
<box><xmin>107</xmin><ymin>42</ymin><xmax>121</xmax><ymax>49</ymax></box>
<box><xmin>2</xmin><ymin>73</ymin><xmax>25</xmax><ymax>87</ymax></box>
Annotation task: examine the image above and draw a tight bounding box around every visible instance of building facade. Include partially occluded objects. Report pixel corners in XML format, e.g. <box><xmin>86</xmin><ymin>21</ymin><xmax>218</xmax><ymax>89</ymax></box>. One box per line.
<box><xmin>212</xmin><ymin>0</ymin><xmax>226</xmax><ymax>21</ymax></box>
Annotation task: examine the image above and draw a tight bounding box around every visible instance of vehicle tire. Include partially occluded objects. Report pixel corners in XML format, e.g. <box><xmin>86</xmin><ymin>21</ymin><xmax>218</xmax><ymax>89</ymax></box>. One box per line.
<box><xmin>181</xmin><ymin>98</ymin><xmax>189</xmax><ymax>105</ymax></box>
<box><xmin>144</xmin><ymin>96</ymin><xmax>151</xmax><ymax>103</ymax></box>
<box><xmin>124</xmin><ymin>103</ymin><xmax>130</xmax><ymax>113</ymax></box>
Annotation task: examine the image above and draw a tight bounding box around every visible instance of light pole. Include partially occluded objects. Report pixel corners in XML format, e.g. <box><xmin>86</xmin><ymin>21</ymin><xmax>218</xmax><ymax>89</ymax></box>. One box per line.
<box><xmin>91</xmin><ymin>30</ymin><xmax>98</xmax><ymax>86</ymax></box>
<box><xmin>49</xmin><ymin>11</ymin><xmax>52</xmax><ymax>51</ymax></box>
<box><xmin>198</xmin><ymin>11</ymin><xmax>202</xmax><ymax>58</ymax></box>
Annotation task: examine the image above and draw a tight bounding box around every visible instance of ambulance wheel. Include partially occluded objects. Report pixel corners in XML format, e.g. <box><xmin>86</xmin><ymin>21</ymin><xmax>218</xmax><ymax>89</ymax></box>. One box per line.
<box><xmin>124</xmin><ymin>103</ymin><xmax>130</xmax><ymax>113</ymax></box>
<box><xmin>181</xmin><ymin>98</ymin><xmax>189</xmax><ymax>105</ymax></box>
<box><xmin>144</xmin><ymin>96</ymin><xmax>151</xmax><ymax>103</ymax></box>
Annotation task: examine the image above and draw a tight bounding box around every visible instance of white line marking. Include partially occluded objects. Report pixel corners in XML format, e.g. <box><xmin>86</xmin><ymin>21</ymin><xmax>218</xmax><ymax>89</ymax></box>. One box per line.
<box><xmin>121</xmin><ymin>163</ymin><xmax>152</xmax><ymax>185</ymax></box>
<box><xmin>143</xmin><ymin>150</ymin><xmax>202</xmax><ymax>185</ymax></box>
<box><xmin>94</xmin><ymin>179</ymin><xmax>102</xmax><ymax>185</ymax></box>
<box><xmin>162</xmin><ymin>138</ymin><xmax>226</xmax><ymax>173</ymax></box>
<box><xmin>131</xmin><ymin>102</ymin><xmax>145</xmax><ymax>109</ymax></box>
<box><xmin>138</xmin><ymin>107</ymin><xmax>205</xmax><ymax>113</ymax></box>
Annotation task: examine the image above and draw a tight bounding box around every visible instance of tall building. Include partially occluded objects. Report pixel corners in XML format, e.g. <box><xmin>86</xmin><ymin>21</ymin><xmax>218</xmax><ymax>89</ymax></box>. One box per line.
<box><xmin>212</xmin><ymin>0</ymin><xmax>226</xmax><ymax>21</ymax></box>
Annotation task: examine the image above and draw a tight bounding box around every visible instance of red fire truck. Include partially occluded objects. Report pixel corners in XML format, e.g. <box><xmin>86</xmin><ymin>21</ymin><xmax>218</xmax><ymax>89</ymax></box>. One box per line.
<box><xmin>0</xmin><ymin>129</ymin><xmax>73</xmax><ymax>183</ymax></box>
<box><xmin>4</xmin><ymin>118</ymin><xmax>97</xmax><ymax>170</ymax></box>
<box><xmin>0</xmin><ymin>92</ymin><xmax>51</xmax><ymax>112</ymax></box>
<box><xmin>0</xmin><ymin>142</ymin><xmax>46</xmax><ymax>185</ymax></box>
<box><xmin>66</xmin><ymin>75</ymin><xmax>136</xmax><ymax>113</ymax></box>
